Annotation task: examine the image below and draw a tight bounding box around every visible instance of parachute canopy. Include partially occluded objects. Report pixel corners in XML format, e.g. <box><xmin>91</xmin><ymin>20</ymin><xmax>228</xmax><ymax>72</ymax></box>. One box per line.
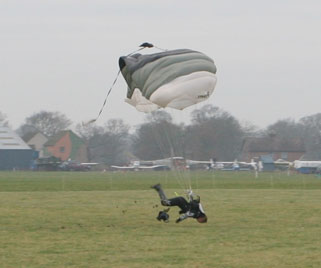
<box><xmin>119</xmin><ymin>49</ymin><xmax>217</xmax><ymax>112</ymax></box>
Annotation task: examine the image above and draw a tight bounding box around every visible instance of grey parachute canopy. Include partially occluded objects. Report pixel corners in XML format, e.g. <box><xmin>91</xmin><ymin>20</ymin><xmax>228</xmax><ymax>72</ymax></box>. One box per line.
<box><xmin>119</xmin><ymin>49</ymin><xmax>217</xmax><ymax>112</ymax></box>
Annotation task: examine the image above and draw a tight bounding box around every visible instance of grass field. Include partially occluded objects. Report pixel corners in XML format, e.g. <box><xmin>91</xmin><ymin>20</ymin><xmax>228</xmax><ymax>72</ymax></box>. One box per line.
<box><xmin>1</xmin><ymin>171</ymin><xmax>321</xmax><ymax>268</ymax></box>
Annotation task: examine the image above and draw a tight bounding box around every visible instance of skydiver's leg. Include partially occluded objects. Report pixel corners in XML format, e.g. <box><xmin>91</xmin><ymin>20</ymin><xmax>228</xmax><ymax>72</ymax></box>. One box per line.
<box><xmin>151</xmin><ymin>184</ymin><xmax>190</xmax><ymax>211</ymax></box>
<box><xmin>151</xmin><ymin>183</ymin><xmax>170</xmax><ymax>205</ymax></box>
<box><xmin>166</xmin><ymin>197</ymin><xmax>189</xmax><ymax>213</ymax></box>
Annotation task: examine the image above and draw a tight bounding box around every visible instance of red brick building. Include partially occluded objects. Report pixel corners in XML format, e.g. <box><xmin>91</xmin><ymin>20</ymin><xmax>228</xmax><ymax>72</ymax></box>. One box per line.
<box><xmin>44</xmin><ymin>130</ymin><xmax>88</xmax><ymax>163</ymax></box>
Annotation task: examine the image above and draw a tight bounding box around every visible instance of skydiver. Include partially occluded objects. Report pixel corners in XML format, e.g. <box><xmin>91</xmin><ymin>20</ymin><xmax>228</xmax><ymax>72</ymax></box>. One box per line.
<box><xmin>151</xmin><ymin>184</ymin><xmax>207</xmax><ymax>223</ymax></box>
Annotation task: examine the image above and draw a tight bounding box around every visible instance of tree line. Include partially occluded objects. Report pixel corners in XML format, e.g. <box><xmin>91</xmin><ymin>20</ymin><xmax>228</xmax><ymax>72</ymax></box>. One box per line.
<box><xmin>1</xmin><ymin>106</ymin><xmax>321</xmax><ymax>165</ymax></box>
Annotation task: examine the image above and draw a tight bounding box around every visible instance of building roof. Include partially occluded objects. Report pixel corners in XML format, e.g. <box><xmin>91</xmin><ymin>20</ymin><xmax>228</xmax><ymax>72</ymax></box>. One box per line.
<box><xmin>44</xmin><ymin>131</ymin><xmax>69</xmax><ymax>147</ymax></box>
<box><xmin>0</xmin><ymin>126</ymin><xmax>31</xmax><ymax>150</ymax></box>
<box><xmin>242</xmin><ymin>136</ymin><xmax>305</xmax><ymax>153</ymax></box>
<box><xmin>44</xmin><ymin>130</ymin><xmax>85</xmax><ymax>147</ymax></box>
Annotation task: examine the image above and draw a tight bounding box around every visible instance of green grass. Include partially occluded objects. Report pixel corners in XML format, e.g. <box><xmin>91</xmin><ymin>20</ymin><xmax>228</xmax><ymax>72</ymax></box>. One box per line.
<box><xmin>1</xmin><ymin>171</ymin><xmax>321</xmax><ymax>267</ymax></box>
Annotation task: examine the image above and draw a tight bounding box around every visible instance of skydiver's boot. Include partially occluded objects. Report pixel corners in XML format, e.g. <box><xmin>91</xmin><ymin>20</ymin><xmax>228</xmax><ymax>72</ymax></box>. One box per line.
<box><xmin>151</xmin><ymin>183</ymin><xmax>171</xmax><ymax>206</ymax></box>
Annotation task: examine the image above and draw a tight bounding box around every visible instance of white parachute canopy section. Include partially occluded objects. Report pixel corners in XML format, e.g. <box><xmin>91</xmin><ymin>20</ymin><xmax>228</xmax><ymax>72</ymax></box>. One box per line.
<box><xmin>119</xmin><ymin>48</ymin><xmax>217</xmax><ymax>112</ymax></box>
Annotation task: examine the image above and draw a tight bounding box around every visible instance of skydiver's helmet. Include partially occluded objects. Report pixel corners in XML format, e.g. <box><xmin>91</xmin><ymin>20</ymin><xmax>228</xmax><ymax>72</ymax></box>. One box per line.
<box><xmin>197</xmin><ymin>214</ymin><xmax>208</xmax><ymax>223</ymax></box>
<box><xmin>157</xmin><ymin>211</ymin><xmax>169</xmax><ymax>222</ymax></box>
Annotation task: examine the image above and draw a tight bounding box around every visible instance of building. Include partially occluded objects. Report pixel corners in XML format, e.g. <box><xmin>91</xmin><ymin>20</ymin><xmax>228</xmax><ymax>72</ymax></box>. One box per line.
<box><xmin>240</xmin><ymin>134</ymin><xmax>305</xmax><ymax>162</ymax></box>
<box><xmin>22</xmin><ymin>131</ymin><xmax>48</xmax><ymax>158</ymax></box>
<box><xmin>44</xmin><ymin>130</ymin><xmax>88</xmax><ymax>163</ymax></box>
<box><xmin>0</xmin><ymin>126</ymin><xmax>34</xmax><ymax>170</ymax></box>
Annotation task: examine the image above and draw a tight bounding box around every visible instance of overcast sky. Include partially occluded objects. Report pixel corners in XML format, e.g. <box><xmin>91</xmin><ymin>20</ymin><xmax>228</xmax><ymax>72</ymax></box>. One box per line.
<box><xmin>1</xmin><ymin>0</ymin><xmax>320</xmax><ymax>130</ymax></box>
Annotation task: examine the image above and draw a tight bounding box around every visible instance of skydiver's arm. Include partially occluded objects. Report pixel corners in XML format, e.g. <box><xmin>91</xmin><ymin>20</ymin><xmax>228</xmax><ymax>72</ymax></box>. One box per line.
<box><xmin>175</xmin><ymin>211</ymin><xmax>194</xmax><ymax>223</ymax></box>
<box><xmin>176</xmin><ymin>213</ymin><xmax>188</xmax><ymax>223</ymax></box>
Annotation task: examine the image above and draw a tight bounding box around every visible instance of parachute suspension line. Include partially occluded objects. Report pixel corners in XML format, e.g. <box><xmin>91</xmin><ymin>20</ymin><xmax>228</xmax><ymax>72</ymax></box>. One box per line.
<box><xmin>169</xmin><ymin>109</ymin><xmax>188</xmax><ymax>191</ymax></box>
<box><xmin>147</xmin><ymin>114</ymin><xmax>177</xmax><ymax>189</ymax></box>
<box><xmin>163</xmin><ymin>126</ymin><xmax>188</xmax><ymax>191</ymax></box>
<box><xmin>149</xmin><ymin>109</ymin><xmax>191</xmax><ymax>193</ymax></box>
<box><xmin>152</xmin><ymin>126</ymin><xmax>186</xmax><ymax>190</ymax></box>
<box><xmin>147</xmin><ymin>116</ymin><xmax>173</xmax><ymax>189</ymax></box>
<box><xmin>149</xmin><ymin>113</ymin><xmax>186</xmax><ymax>192</ymax></box>
<box><xmin>163</xmin><ymin>126</ymin><xmax>190</xmax><ymax>192</ymax></box>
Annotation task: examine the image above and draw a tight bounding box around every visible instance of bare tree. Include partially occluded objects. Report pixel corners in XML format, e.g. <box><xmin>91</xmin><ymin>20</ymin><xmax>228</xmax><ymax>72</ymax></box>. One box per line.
<box><xmin>265</xmin><ymin>118</ymin><xmax>304</xmax><ymax>139</ymax></box>
<box><xmin>186</xmin><ymin>105</ymin><xmax>244</xmax><ymax>161</ymax></box>
<box><xmin>86</xmin><ymin>119</ymin><xmax>131</xmax><ymax>165</ymax></box>
<box><xmin>240</xmin><ymin>120</ymin><xmax>261</xmax><ymax>137</ymax></box>
<box><xmin>264</xmin><ymin>115</ymin><xmax>321</xmax><ymax>160</ymax></box>
<box><xmin>0</xmin><ymin>111</ymin><xmax>9</xmax><ymax>127</ymax></box>
<box><xmin>145</xmin><ymin>110</ymin><xmax>173</xmax><ymax>123</ymax></box>
<box><xmin>299</xmin><ymin>113</ymin><xmax>321</xmax><ymax>160</ymax></box>
<box><xmin>132</xmin><ymin>111</ymin><xmax>185</xmax><ymax>160</ymax></box>
<box><xmin>16</xmin><ymin>124</ymin><xmax>39</xmax><ymax>138</ymax></box>
<box><xmin>75</xmin><ymin>122</ymin><xmax>104</xmax><ymax>141</ymax></box>
<box><xmin>21</xmin><ymin>111</ymin><xmax>72</xmax><ymax>137</ymax></box>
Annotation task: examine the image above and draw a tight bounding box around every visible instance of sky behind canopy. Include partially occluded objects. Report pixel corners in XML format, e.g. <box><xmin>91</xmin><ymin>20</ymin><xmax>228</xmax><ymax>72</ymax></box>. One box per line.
<box><xmin>1</xmin><ymin>0</ymin><xmax>320</xmax><ymax>130</ymax></box>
